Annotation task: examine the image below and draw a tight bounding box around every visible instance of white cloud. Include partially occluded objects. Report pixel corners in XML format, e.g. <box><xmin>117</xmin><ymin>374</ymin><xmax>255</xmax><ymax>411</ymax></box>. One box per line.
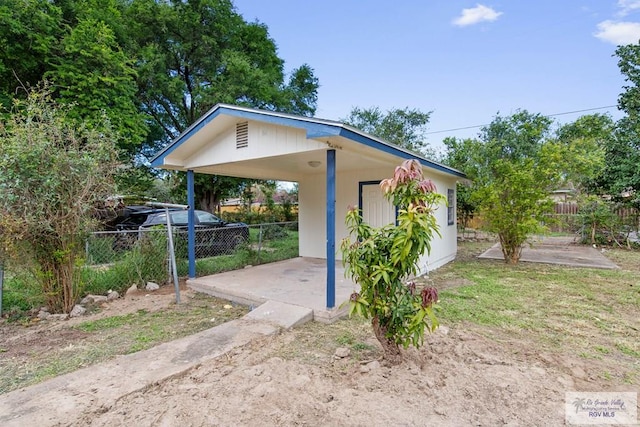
<box><xmin>617</xmin><ymin>0</ymin><xmax>640</xmax><ymax>16</ymax></box>
<box><xmin>594</xmin><ymin>20</ymin><xmax>640</xmax><ymax>44</ymax></box>
<box><xmin>452</xmin><ymin>4</ymin><xmax>503</xmax><ymax>27</ymax></box>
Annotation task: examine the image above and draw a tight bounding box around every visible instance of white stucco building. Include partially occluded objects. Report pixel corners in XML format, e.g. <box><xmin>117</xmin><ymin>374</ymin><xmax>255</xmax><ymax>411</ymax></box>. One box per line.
<box><xmin>151</xmin><ymin>104</ymin><xmax>465</xmax><ymax>309</ymax></box>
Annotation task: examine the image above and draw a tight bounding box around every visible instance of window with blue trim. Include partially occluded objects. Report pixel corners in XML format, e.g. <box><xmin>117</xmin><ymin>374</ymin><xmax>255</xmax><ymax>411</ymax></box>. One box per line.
<box><xmin>447</xmin><ymin>189</ymin><xmax>455</xmax><ymax>226</ymax></box>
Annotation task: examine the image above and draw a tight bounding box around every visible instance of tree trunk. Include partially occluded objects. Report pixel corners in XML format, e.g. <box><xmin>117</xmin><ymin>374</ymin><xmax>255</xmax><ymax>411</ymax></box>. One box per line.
<box><xmin>372</xmin><ymin>316</ymin><xmax>402</xmax><ymax>364</ymax></box>
<box><xmin>499</xmin><ymin>234</ymin><xmax>522</xmax><ymax>264</ymax></box>
<box><xmin>40</xmin><ymin>253</ymin><xmax>78</xmax><ymax>314</ymax></box>
<box><xmin>198</xmin><ymin>188</ymin><xmax>219</xmax><ymax>213</ymax></box>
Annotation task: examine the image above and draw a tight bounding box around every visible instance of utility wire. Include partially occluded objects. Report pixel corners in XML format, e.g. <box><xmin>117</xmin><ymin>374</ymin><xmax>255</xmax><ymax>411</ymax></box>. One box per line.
<box><xmin>425</xmin><ymin>105</ymin><xmax>618</xmax><ymax>135</ymax></box>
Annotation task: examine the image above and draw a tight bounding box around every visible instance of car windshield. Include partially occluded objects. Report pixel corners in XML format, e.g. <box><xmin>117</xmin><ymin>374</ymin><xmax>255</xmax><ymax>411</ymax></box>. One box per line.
<box><xmin>196</xmin><ymin>211</ymin><xmax>222</xmax><ymax>223</ymax></box>
<box><xmin>146</xmin><ymin>210</ymin><xmax>223</xmax><ymax>225</ymax></box>
<box><xmin>169</xmin><ymin>211</ymin><xmax>189</xmax><ymax>224</ymax></box>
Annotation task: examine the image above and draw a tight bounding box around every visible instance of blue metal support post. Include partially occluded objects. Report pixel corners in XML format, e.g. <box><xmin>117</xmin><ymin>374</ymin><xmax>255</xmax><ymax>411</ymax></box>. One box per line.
<box><xmin>326</xmin><ymin>149</ymin><xmax>336</xmax><ymax>309</ymax></box>
<box><xmin>187</xmin><ymin>170</ymin><xmax>196</xmax><ymax>279</ymax></box>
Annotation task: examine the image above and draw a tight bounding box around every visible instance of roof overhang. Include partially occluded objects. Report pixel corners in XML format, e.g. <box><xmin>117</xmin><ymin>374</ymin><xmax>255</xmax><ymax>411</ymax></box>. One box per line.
<box><xmin>151</xmin><ymin>104</ymin><xmax>467</xmax><ymax>181</ymax></box>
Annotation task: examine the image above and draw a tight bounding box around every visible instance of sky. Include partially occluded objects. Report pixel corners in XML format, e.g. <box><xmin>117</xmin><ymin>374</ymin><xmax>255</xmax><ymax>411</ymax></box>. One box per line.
<box><xmin>232</xmin><ymin>0</ymin><xmax>640</xmax><ymax>153</ymax></box>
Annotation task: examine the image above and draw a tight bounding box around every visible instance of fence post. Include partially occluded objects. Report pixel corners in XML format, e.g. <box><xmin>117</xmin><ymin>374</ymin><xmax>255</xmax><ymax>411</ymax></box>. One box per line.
<box><xmin>145</xmin><ymin>202</ymin><xmax>188</xmax><ymax>304</ymax></box>
<box><xmin>257</xmin><ymin>224</ymin><xmax>263</xmax><ymax>261</ymax></box>
<box><xmin>164</xmin><ymin>207</ymin><xmax>180</xmax><ymax>304</ymax></box>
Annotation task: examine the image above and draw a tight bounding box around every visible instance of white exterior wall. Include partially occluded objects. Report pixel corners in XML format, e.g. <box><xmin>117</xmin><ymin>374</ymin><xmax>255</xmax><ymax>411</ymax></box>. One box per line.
<box><xmin>299</xmin><ymin>164</ymin><xmax>458</xmax><ymax>275</ymax></box>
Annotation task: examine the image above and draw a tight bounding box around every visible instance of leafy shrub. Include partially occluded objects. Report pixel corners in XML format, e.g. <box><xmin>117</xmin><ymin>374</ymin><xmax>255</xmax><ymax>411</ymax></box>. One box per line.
<box><xmin>341</xmin><ymin>159</ymin><xmax>445</xmax><ymax>363</ymax></box>
<box><xmin>578</xmin><ymin>197</ymin><xmax>621</xmax><ymax>245</ymax></box>
<box><xmin>259</xmin><ymin>224</ymin><xmax>288</xmax><ymax>240</ymax></box>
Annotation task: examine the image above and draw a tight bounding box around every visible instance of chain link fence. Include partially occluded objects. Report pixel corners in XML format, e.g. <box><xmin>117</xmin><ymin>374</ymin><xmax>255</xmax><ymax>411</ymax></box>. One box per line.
<box><xmin>1</xmin><ymin>222</ymin><xmax>298</xmax><ymax>315</ymax></box>
<box><xmin>85</xmin><ymin>222</ymin><xmax>297</xmax><ymax>265</ymax></box>
<box><xmin>83</xmin><ymin>221</ymin><xmax>298</xmax><ymax>290</ymax></box>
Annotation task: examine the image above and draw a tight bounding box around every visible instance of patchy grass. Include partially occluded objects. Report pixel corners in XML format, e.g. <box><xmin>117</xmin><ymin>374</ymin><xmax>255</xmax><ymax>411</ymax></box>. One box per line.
<box><xmin>279</xmin><ymin>239</ymin><xmax>639</xmax><ymax>385</ymax></box>
<box><xmin>0</xmin><ymin>293</ymin><xmax>248</xmax><ymax>394</ymax></box>
<box><xmin>425</xmin><ymin>240</ymin><xmax>640</xmax><ymax>383</ymax></box>
<box><xmin>184</xmin><ymin>230</ymin><xmax>298</xmax><ymax>277</ymax></box>
<box><xmin>270</xmin><ymin>317</ymin><xmax>379</xmax><ymax>366</ymax></box>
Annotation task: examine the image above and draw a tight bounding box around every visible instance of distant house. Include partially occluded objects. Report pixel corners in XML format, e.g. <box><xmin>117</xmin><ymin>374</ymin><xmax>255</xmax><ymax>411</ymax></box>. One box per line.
<box><xmin>151</xmin><ymin>104</ymin><xmax>466</xmax><ymax>308</ymax></box>
<box><xmin>550</xmin><ymin>188</ymin><xmax>577</xmax><ymax>203</ymax></box>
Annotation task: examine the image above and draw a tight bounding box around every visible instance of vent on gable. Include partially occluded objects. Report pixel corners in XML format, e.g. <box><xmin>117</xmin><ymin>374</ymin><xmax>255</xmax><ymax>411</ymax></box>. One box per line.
<box><xmin>236</xmin><ymin>121</ymin><xmax>248</xmax><ymax>149</ymax></box>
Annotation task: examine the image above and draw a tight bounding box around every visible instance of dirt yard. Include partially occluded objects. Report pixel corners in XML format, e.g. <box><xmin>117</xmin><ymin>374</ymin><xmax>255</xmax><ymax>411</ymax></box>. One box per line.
<box><xmin>1</xmin><ymin>242</ymin><xmax>639</xmax><ymax>426</ymax></box>
<box><xmin>72</xmin><ymin>324</ymin><xmax>634</xmax><ymax>427</ymax></box>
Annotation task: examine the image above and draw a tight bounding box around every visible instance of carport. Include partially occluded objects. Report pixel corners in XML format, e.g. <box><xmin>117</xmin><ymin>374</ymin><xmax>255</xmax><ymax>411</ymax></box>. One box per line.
<box><xmin>151</xmin><ymin>104</ymin><xmax>465</xmax><ymax>314</ymax></box>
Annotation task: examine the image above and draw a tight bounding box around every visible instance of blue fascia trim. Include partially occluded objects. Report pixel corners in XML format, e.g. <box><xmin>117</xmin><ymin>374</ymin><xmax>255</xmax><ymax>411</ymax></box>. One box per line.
<box><xmin>338</xmin><ymin>128</ymin><xmax>467</xmax><ymax>178</ymax></box>
<box><xmin>151</xmin><ymin>104</ymin><xmax>466</xmax><ymax>180</ymax></box>
<box><xmin>151</xmin><ymin>105</ymin><xmax>342</xmax><ymax>167</ymax></box>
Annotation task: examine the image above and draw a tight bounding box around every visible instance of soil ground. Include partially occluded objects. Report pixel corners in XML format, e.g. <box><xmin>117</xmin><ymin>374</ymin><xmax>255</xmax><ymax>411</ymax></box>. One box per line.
<box><xmin>1</xmin><ymin>242</ymin><xmax>639</xmax><ymax>426</ymax></box>
<box><xmin>73</xmin><ymin>322</ymin><xmax>636</xmax><ymax>427</ymax></box>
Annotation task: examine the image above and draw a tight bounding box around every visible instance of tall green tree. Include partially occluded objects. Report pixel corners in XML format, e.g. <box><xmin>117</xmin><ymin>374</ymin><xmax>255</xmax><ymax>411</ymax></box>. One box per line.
<box><xmin>0</xmin><ymin>0</ymin><xmax>63</xmax><ymax>109</ymax></box>
<box><xmin>46</xmin><ymin>17</ymin><xmax>147</xmax><ymax>156</ymax></box>
<box><xmin>125</xmin><ymin>0</ymin><xmax>319</xmax><ymax>211</ymax></box>
<box><xmin>0</xmin><ymin>88</ymin><xmax>120</xmax><ymax>313</ymax></box>
<box><xmin>442</xmin><ymin>137</ymin><xmax>480</xmax><ymax>232</ymax></box>
<box><xmin>590</xmin><ymin>43</ymin><xmax>640</xmax><ymax>208</ymax></box>
<box><xmin>0</xmin><ymin>0</ymin><xmax>319</xmax><ymax>204</ymax></box>
<box><xmin>342</xmin><ymin>106</ymin><xmax>434</xmax><ymax>156</ymax></box>
<box><xmin>0</xmin><ymin>0</ymin><xmax>148</xmax><ymax>163</ymax></box>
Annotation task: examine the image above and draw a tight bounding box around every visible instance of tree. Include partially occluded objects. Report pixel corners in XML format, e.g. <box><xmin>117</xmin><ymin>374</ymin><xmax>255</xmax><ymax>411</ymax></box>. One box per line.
<box><xmin>0</xmin><ymin>0</ymin><xmax>153</xmax><ymax>195</ymax></box>
<box><xmin>616</xmin><ymin>43</ymin><xmax>640</xmax><ymax>122</ymax></box>
<box><xmin>341</xmin><ymin>159</ymin><xmax>444</xmax><ymax>363</ymax></box>
<box><xmin>555</xmin><ymin>114</ymin><xmax>612</xmax><ymax>193</ymax></box>
<box><xmin>0</xmin><ymin>0</ymin><xmax>63</xmax><ymax>110</ymax></box>
<box><xmin>342</xmin><ymin>106</ymin><xmax>434</xmax><ymax>156</ymax></box>
<box><xmin>442</xmin><ymin>136</ymin><xmax>481</xmax><ymax>232</ymax></box>
<box><xmin>46</xmin><ymin>17</ymin><xmax>147</xmax><ymax>156</ymax></box>
<box><xmin>0</xmin><ymin>88</ymin><xmax>120</xmax><ymax>313</ymax></box>
<box><xmin>588</xmin><ymin>43</ymin><xmax>640</xmax><ymax>208</ymax></box>
<box><xmin>1</xmin><ymin>0</ymin><xmax>318</xmax><ymax>203</ymax></box>
<box><xmin>465</xmin><ymin>111</ymin><xmax>560</xmax><ymax>263</ymax></box>
<box><xmin>125</xmin><ymin>0</ymin><xmax>319</xmax><ymax>210</ymax></box>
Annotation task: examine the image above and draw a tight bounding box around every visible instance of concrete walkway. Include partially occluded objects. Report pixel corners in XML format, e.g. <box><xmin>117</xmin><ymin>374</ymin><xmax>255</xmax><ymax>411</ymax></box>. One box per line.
<box><xmin>0</xmin><ymin>303</ymin><xmax>313</xmax><ymax>427</ymax></box>
<box><xmin>478</xmin><ymin>236</ymin><xmax>619</xmax><ymax>269</ymax></box>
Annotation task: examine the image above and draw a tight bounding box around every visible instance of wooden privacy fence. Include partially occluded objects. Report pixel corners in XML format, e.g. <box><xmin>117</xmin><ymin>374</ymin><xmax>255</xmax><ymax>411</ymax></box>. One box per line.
<box><xmin>553</xmin><ymin>202</ymin><xmax>638</xmax><ymax>221</ymax></box>
<box><xmin>462</xmin><ymin>203</ymin><xmax>639</xmax><ymax>232</ymax></box>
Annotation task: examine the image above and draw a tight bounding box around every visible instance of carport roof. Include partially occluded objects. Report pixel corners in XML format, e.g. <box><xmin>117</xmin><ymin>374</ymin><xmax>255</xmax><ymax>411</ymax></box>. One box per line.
<box><xmin>151</xmin><ymin>103</ymin><xmax>466</xmax><ymax>179</ymax></box>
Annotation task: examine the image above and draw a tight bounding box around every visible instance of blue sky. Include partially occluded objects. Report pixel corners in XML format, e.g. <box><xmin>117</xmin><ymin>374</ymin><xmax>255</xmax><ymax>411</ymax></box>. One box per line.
<box><xmin>232</xmin><ymin>1</ymin><xmax>640</xmax><ymax>152</ymax></box>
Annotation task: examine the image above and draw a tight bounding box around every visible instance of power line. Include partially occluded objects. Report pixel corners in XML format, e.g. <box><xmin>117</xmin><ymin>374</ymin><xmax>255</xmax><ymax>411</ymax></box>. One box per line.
<box><xmin>425</xmin><ymin>105</ymin><xmax>618</xmax><ymax>135</ymax></box>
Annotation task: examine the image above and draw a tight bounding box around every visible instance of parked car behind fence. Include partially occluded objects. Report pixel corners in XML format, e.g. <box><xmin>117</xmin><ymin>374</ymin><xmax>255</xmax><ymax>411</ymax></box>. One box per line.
<box><xmin>140</xmin><ymin>209</ymin><xmax>249</xmax><ymax>257</ymax></box>
<box><xmin>104</xmin><ymin>207</ymin><xmax>248</xmax><ymax>258</ymax></box>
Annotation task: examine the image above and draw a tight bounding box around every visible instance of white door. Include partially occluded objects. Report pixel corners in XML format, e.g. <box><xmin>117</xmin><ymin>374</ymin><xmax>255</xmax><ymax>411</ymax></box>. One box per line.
<box><xmin>361</xmin><ymin>183</ymin><xmax>396</xmax><ymax>227</ymax></box>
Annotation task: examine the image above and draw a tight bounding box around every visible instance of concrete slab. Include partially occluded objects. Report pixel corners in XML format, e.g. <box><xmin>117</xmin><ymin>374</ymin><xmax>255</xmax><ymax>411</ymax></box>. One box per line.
<box><xmin>244</xmin><ymin>300</ymin><xmax>314</xmax><ymax>329</ymax></box>
<box><xmin>188</xmin><ymin>257</ymin><xmax>357</xmax><ymax>323</ymax></box>
<box><xmin>478</xmin><ymin>238</ymin><xmax>619</xmax><ymax>269</ymax></box>
<box><xmin>0</xmin><ymin>318</ymin><xmax>279</xmax><ymax>427</ymax></box>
